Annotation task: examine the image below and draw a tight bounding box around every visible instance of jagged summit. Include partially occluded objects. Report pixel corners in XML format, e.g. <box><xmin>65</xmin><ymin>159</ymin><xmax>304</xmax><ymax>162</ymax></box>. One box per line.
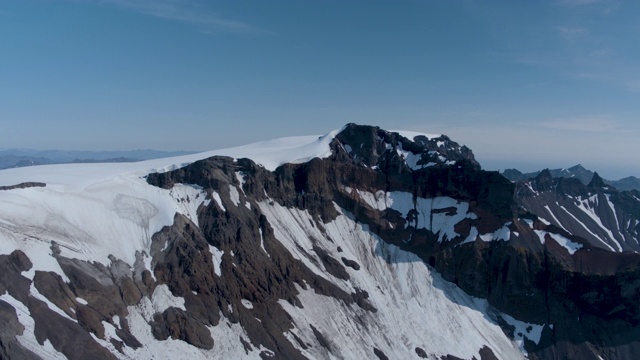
<box><xmin>532</xmin><ymin>168</ymin><xmax>554</xmax><ymax>191</ymax></box>
<box><xmin>334</xmin><ymin>123</ymin><xmax>478</xmax><ymax>172</ymax></box>
<box><xmin>587</xmin><ymin>171</ymin><xmax>608</xmax><ymax>189</ymax></box>
<box><xmin>502</xmin><ymin>164</ymin><xmax>640</xmax><ymax>191</ymax></box>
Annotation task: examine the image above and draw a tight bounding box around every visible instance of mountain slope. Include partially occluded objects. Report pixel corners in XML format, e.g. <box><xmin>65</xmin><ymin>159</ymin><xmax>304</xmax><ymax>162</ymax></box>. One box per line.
<box><xmin>515</xmin><ymin>170</ymin><xmax>640</xmax><ymax>252</ymax></box>
<box><xmin>1</xmin><ymin>124</ymin><xmax>639</xmax><ymax>360</ymax></box>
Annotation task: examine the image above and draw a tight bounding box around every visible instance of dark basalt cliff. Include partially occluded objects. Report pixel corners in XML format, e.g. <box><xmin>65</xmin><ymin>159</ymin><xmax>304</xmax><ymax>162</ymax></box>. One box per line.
<box><xmin>1</xmin><ymin>124</ymin><xmax>639</xmax><ymax>360</ymax></box>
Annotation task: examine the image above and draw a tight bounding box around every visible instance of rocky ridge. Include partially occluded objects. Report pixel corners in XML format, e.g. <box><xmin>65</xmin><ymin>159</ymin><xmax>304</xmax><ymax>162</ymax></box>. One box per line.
<box><xmin>502</xmin><ymin>165</ymin><xmax>640</xmax><ymax>192</ymax></box>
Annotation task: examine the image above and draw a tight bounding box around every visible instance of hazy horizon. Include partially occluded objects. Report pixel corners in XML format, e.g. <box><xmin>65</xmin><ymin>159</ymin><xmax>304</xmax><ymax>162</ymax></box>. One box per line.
<box><xmin>0</xmin><ymin>129</ymin><xmax>636</xmax><ymax>180</ymax></box>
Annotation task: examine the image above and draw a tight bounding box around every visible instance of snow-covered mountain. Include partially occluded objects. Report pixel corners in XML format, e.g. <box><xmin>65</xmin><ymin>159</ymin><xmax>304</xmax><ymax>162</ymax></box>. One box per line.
<box><xmin>1</xmin><ymin>124</ymin><xmax>639</xmax><ymax>360</ymax></box>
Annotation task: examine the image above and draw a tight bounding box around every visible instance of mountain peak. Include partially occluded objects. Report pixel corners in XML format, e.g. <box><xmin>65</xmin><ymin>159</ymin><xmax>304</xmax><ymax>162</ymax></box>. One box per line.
<box><xmin>532</xmin><ymin>168</ymin><xmax>554</xmax><ymax>191</ymax></box>
<box><xmin>334</xmin><ymin>123</ymin><xmax>478</xmax><ymax>171</ymax></box>
<box><xmin>588</xmin><ymin>172</ymin><xmax>609</xmax><ymax>189</ymax></box>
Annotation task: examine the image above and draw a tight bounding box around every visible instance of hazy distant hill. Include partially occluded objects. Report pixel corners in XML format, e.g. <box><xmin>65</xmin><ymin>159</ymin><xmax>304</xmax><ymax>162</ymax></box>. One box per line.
<box><xmin>501</xmin><ymin>164</ymin><xmax>640</xmax><ymax>191</ymax></box>
<box><xmin>0</xmin><ymin>149</ymin><xmax>196</xmax><ymax>169</ymax></box>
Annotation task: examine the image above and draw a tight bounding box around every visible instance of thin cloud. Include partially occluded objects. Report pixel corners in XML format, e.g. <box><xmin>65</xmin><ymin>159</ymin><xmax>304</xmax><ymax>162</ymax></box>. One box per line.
<box><xmin>557</xmin><ymin>26</ymin><xmax>588</xmax><ymax>42</ymax></box>
<box><xmin>571</xmin><ymin>72</ymin><xmax>611</xmax><ymax>81</ymax></box>
<box><xmin>94</xmin><ymin>0</ymin><xmax>272</xmax><ymax>35</ymax></box>
<box><xmin>555</xmin><ymin>0</ymin><xmax>620</xmax><ymax>14</ymax></box>
<box><xmin>625</xmin><ymin>80</ymin><xmax>640</xmax><ymax>92</ymax></box>
<box><xmin>556</xmin><ymin>0</ymin><xmax>604</xmax><ymax>5</ymax></box>
<box><xmin>540</xmin><ymin>117</ymin><xmax>618</xmax><ymax>132</ymax></box>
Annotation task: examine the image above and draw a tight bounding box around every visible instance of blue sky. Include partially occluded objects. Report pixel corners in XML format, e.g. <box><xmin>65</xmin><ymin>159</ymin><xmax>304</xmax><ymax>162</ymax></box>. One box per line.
<box><xmin>1</xmin><ymin>0</ymin><xmax>639</xmax><ymax>178</ymax></box>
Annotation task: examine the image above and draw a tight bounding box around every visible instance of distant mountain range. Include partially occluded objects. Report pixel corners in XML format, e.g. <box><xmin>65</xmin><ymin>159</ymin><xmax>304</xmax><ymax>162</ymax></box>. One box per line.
<box><xmin>0</xmin><ymin>149</ymin><xmax>196</xmax><ymax>170</ymax></box>
<box><xmin>502</xmin><ymin>164</ymin><xmax>640</xmax><ymax>191</ymax></box>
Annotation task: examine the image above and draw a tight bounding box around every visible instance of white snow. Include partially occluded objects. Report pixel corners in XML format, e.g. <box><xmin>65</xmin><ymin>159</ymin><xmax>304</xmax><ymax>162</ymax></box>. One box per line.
<box><xmin>0</xmin><ymin>130</ymin><xmax>344</xmax><ymax>191</ymax></box>
<box><xmin>460</xmin><ymin>227</ymin><xmax>479</xmax><ymax>245</ymax></box>
<box><xmin>0</xmin><ymin>174</ymin><xmax>211</xmax><ymax>271</ymax></box>
<box><xmin>499</xmin><ymin>312</ymin><xmax>545</xmax><ymax>356</ymax></box>
<box><xmin>209</xmin><ymin>245</ymin><xmax>224</xmax><ymax>277</ymax></box>
<box><xmin>229</xmin><ymin>186</ymin><xmax>241</xmax><ymax>207</ymax></box>
<box><xmin>350</xmin><ymin>189</ymin><xmax>477</xmax><ymax>242</ymax></box>
<box><xmin>605</xmin><ymin>194</ymin><xmax>622</xmax><ymax>238</ymax></box>
<box><xmin>534</xmin><ymin>230</ymin><xmax>583</xmax><ymax>255</ymax></box>
<box><xmin>575</xmin><ymin>196</ymin><xmax>622</xmax><ymax>251</ymax></box>
<box><xmin>392</xmin><ymin>130</ymin><xmax>441</xmax><ymax>141</ymax></box>
<box><xmin>211</xmin><ymin>191</ymin><xmax>226</xmax><ymax>212</ymax></box>
<box><xmin>241</xmin><ymin>299</ymin><xmax>254</xmax><ymax>309</ymax></box>
<box><xmin>235</xmin><ymin>172</ymin><xmax>246</xmax><ymax>187</ymax></box>
<box><xmin>260</xmin><ymin>201</ymin><xmax>526</xmax><ymax>359</ymax></box>
<box><xmin>258</xmin><ymin>228</ymin><xmax>269</xmax><ymax>258</ymax></box>
<box><xmin>148</xmin><ymin>284</ymin><xmax>186</xmax><ymax>313</ymax></box>
<box><xmin>206</xmin><ymin>319</ymin><xmax>265</xmax><ymax>359</ymax></box>
<box><xmin>482</xmin><ymin>223</ymin><xmax>512</xmax><ymax>242</ymax></box>
<box><xmin>354</xmin><ymin>189</ymin><xmax>391</xmax><ymax>211</ymax></box>
<box><xmin>538</xmin><ymin>217</ymin><xmax>551</xmax><ymax>226</ymax></box>
<box><xmin>395</xmin><ymin>143</ymin><xmax>424</xmax><ymax>170</ymax></box>
<box><xmin>543</xmin><ymin>205</ymin><xmax>567</xmax><ymax>231</ymax></box>
<box><xmin>461</xmin><ymin>223</ymin><xmax>511</xmax><ymax>246</ymax></box>
<box><xmin>496</xmin><ymin>223</ymin><xmax>512</xmax><ymax>240</ymax></box>
<box><xmin>560</xmin><ymin>205</ymin><xmax>616</xmax><ymax>252</ymax></box>
<box><xmin>75</xmin><ymin>297</ymin><xmax>88</xmax><ymax>305</ymax></box>
<box><xmin>169</xmin><ymin>184</ymin><xmax>208</xmax><ymax>227</ymax></box>
<box><xmin>394</xmin><ymin>142</ymin><xmax>439</xmax><ymax>170</ymax></box>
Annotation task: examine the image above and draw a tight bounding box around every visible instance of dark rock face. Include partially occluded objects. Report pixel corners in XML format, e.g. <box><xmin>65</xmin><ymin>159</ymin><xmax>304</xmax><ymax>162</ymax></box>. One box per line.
<box><xmin>0</xmin><ymin>182</ymin><xmax>46</xmax><ymax>191</ymax></box>
<box><xmin>150</xmin><ymin>307</ymin><xmax>214</xmax><ymax>349</ymax></box>
<box><xmin>588</xmin><ymin>172</ymin><xmax>608</xmax><ymax>189</ymax></box>
<box><xmin>341</xmin><ymin>257</ymin><xmax>361</xmax><ymax>270</ymax></box>
<box><xmin>415</xmin><ymin>347</ymin><xmax>428</xmax><ymax>358</ymax></box>
<box><xmin>478</xmin><ymin>346</ymin><xmax>499</xmax><ymax>360</ymax></box>
<box><xmin>29</xmin><ymin>297</ymin><xmax>119</xmax><ymax>360</ymax></box>
<box><xmin>313</xmin><ymin>245</ymin><xmax>350</xmax><ymax>280</ymax></box>
<box><xmin>0</xmin><ymin>250</ymin><xmax>125</xmax><ymax>360</ymax></box>
<box><xmin>373</xmin><ymin>347</ymin><xmax>389</xmax><ymax>360</ymax></box>
<box><xmin>0</xmin><ymin>299</ymin><xmax>41</xmax><ymax>360</ymax></box>
<box><xmin>335</xmin><ymin>123</ymin><xmax>478</xmax><ymax>170</ymax></box>
<box><xmin>0</xmin><ymin>251</ymin><xmax>41</xmax><ymax>360</ymax></box>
